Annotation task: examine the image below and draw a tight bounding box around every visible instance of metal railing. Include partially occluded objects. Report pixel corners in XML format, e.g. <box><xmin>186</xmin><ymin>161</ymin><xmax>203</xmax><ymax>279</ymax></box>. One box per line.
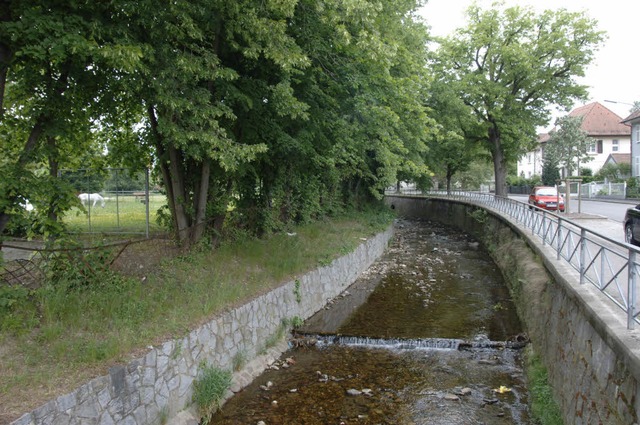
<box><xmin>386</xmin><ymin>189</ymin><xmax>640</xmax><ymax>329</ymax></box>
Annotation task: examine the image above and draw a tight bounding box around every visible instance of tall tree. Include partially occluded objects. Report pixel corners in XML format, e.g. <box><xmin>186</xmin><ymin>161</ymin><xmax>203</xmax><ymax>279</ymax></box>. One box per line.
<box><xmin>119</xmin><ymin>0</ymin><xmax>309</xmax><ymax>246</ymax></box>
<box><xmin>433</xmin><ymin>3</ymin><xmax>605</xmax><ymax>196</ymax></box>
<box><xmin>544</xmin><ymin>115</ymin><xmax>594</xmax><ymax>177</ymax></box>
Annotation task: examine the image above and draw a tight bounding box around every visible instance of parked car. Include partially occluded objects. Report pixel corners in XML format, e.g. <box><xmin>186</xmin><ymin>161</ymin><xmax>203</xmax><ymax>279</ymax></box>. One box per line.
<box><xmin>528</xmin><ymin>186</ymin><xmax>565</xmax><ymax>212</ymax></box>
<box><xmin>624</xmin><ymin>204</ymin><xmax>640</xmax><ymax>246</ymax></box>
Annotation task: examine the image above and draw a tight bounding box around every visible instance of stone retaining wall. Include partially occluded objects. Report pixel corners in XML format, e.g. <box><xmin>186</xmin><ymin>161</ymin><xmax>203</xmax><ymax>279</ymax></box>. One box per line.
<box><xmin>386</xmin><ymin>195</ymin><xmax>640</xmax><ymax>425</ymax></box>
<box><xmin>12</xmin><ymin>227</ymin><xmax>393</xmax><ymax>425</ymax></box>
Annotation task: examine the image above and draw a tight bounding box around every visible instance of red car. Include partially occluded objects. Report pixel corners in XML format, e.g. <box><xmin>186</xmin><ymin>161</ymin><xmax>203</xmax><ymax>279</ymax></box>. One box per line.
<box><xmin>528</xmin><ymin>186</ymin><xmax>565</xmax><ymax>212</ymax></box>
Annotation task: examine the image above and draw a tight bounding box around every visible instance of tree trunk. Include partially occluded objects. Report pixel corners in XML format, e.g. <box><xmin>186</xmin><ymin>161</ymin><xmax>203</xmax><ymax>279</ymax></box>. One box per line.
<box><xmin>190</xmin><ymin>159</ymin><xmax>210</xmax><ymax>245</ymax></box>
<box><xmin>47</xmin><ymin>136</ymin><xmax>59</xmax><ymax>223</ymax></box>
<box><xmin>446</xmin><ymin>165</ymin><xmax>453</xmax><ymax>195</ymax></box>
<box><xmin>489</xmin><ymin>124</ymin><xmax>507</xmax><ymax>197</ymax></box>
<box><xmin>167</xmin><ymin>144</ymin><xmax>191</xmax><ymax>244</ymax></box>
<box><xmin>147</xmin><ymin>104</ymin><xmax>192</xmax><ymax>246</ymax></box>
<box><xmin>0</xmin><ymin>117</ymin><xmax>47</xmax><ymax>235</ymax></box>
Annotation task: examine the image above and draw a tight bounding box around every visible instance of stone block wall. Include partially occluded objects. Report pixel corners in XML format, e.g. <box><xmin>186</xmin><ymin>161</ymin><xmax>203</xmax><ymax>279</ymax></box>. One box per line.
<box><xmin>386</xmin><ymin>195</ymin><xmax>640</xmax><ymax>425</ymax></box>
<box><xmin>12</xmin><ymin>227</ymin><xmax>393</xmax><ymax>425</ymax></box>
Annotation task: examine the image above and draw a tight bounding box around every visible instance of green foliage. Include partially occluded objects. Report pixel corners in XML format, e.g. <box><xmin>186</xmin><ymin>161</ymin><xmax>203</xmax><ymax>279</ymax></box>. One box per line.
<box><xmin>595</xmin><ymin>163</ymin><xmax>631</xmax><ymax>182</ymax></box>
<box><xmin>193</xmin><ymin>363</ymin><xmax>232</xmax><ymax>418</ymax></box>
<box><xmin>433</xmin><ymin>3</ymin><xmax>605</xmax><ymax>195</ymax></box>
<box><xmin>290</xmin><ymin>316</ymin><xmax>303</xmax><ymax>329</ymax></box>
<box><xmin>1</xmin><ymin>0</ymin><xmax>432</xmax><ymax>247</ymax></box>
<box><xmin>293</xmin><ymin>279</ymin><xmax>302</xmax><ymax>304</ymax></box>
<box><xmin>545</xmin><ymin>116</ymin><xmax>594</xmax><ymax>176</ymax></box>
<box><xmin>526</xmin><ymin>348</ymin><xmax>563</xmax><ymax>425</ymax></box>
<box><xmin>627</xmin><ymin>177</ymin><xmax>640</xmax><ymax>199</ymax></box>
<box><xmin>468</xmin><ymin>209</ymin><xmax>488</xmax><ymax>224</ymax></box>
<box><xmin>451</xmin><ymin>160</ymin><xmax>494</xmax><ymax>190</ymax></box>
<box><xmin>541</xmin><ymin>155</ymin><xmax>560</xmax><ymax>186</ymax></box>
<box><xmin>40</xmin><ymin>242</ymin><xmax>126</xmax><ymax>291</ymax></box>
<box><xmin>507</xmin><ymin>174</ymin><xmax>541</xmax><ymax>188</ymax></box>
<box><xmin>102</xmin><ymin>169</ymin><xmax>147</xmax><ymax>192</ymax></box>
<box><xmin>0</xmin><ymin>285</ymin><xmax>38</xmax><ymax>334</ymax></box>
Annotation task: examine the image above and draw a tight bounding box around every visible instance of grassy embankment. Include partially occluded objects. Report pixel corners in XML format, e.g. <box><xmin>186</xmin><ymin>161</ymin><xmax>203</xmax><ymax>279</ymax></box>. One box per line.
<box><xmin>0</xmin><ymin>206</ymin><xmax>394</xmax><ymax>422</ymax></box>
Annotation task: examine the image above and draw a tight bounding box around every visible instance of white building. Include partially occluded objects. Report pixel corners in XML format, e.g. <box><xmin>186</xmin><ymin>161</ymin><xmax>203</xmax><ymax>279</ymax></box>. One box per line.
<box><xmin>517</xmin><ymin>102</ymin><xmax>631</xmax><ymax>178</ymax></box>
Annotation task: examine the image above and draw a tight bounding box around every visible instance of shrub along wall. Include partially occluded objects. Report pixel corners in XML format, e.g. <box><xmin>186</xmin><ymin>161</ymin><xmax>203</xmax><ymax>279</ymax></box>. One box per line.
<box><xmin>386</xmin><ymin>195</ymin><xmax>640</xmax><ymax>425</ymax></box>
<box><xmin>12</xmin><ymin>227</ymin><xmax>393</xmax><ymax>425</ymax></box>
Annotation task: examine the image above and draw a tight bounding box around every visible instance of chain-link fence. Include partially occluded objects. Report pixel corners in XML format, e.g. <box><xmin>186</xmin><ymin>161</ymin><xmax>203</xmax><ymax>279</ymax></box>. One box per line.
<box><xmin>1</xmin><ymin>167</ymin><xmax>171</xmax><ymax>282</ymax></box>
<box><xmin>61</xmin><ymin>167</ymin><xmax>165</xmax><ymax>237</ymax></box>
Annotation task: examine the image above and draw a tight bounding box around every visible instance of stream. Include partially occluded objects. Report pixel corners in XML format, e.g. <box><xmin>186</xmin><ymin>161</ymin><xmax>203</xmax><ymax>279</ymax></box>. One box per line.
<box><xmin>209</xmin><ymin>219</ymin><xmax>531</xmax><ymax>425</ymax></box>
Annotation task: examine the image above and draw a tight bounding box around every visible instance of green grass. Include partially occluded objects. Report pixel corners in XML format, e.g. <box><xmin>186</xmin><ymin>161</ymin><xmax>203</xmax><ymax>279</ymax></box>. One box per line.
<box><xmin>525</xmin><ymin>346</ymin><xmax>564</xmax><ymax>425</ymax></box>
<box><xmin>193</xmin><ymin>364</ymin><xmax>232</xmax><ymax>418</ymax></box>
<box><xmin>0</xmin><ymin>207</ymin><xmax>394</xmax><ymax>420</ymax></box>
<box><xmin>63</xmin><ymin>194</ymin><xmax>166</xmax><ymax>233</ymax></box>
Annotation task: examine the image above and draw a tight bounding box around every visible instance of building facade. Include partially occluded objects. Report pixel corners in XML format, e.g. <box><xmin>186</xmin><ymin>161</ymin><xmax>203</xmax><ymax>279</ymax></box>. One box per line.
<box><xmin>622</xmin><ymin>110</ymin><xmax>640</xmax><ymax>177</ymax></box>
<box><xmin>517</xmin><ymin>102</ymin><xmax>631</xmax><ymax>178</ymax></box>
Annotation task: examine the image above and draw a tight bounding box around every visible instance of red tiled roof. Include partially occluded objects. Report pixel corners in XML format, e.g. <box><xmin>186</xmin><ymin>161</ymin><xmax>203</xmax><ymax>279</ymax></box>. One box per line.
<box><xmin>568</xmin><ymin>102</ymin><xmax>630</xmax><ymax>136</ymax></box>
<box><xmin>622</xmin><ymin>110</ymin><xmax>640</xmax><ymax>124</ymax></box>
<box><xmin>607</xmin><ymin>153</ymin><xmax>631</xmax><ymax>165</ymax></box>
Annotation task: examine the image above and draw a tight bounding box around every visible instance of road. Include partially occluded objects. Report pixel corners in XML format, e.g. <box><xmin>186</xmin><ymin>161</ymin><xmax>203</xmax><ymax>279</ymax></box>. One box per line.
<box><xmin>510</xmin><ymin>194</ymin><xmax>636</xmax><ymax>223</ymax></box>
<box><xmin>508</xmin><ymin>194</ymin><xmax>638</xmax><ymax>245</ymax></box>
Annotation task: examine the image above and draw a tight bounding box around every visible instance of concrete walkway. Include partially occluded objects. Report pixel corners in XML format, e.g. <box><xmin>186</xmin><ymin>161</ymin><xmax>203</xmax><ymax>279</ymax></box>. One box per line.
<box><xmin>565</xmin><ymin>213</ymin><xmax>626</xmax><ymax>244</ymax></box>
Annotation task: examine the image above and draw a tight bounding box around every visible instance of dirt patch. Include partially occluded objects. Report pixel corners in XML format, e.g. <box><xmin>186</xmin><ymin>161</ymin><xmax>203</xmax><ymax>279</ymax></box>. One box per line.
<box><xmin>110</xmin><ymin>237</ymin><xmax>182</xmax><ymax>278</ymax></box>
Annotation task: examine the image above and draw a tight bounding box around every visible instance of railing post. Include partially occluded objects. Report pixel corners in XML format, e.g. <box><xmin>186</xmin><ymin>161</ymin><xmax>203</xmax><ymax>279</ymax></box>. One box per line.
<box><xmin>542</xmin><ymin>211</ymin><xmax>547</xmax><ymax>246</ymax></box>
<box><xmin>557</xmin><ymin>217</ymin><xmax>562</xmax><ymax>260</ymax></box>
<box><xmin>579</xmin><ymin>228</ymin><xmax>586</xmax><ymax>285</ymax></box>
<box><xmin>629</xmin><ymin>250</ymin><xmax>637</xmax><ymax>329</ymax></box>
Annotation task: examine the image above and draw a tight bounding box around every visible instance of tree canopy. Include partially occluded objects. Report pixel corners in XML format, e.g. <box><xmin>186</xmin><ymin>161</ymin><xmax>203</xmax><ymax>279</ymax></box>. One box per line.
<box><xmin>0</xmin><ymin>0</ymin><xmax>435</xmax><ymax>246</ymax></box>
<box><xmin>1</xmin><ymin>0</ymin><xmax>608</xmax><ymax>246</ymax></box>
<box><xmin>432</xmin><ymin>3</ymin><xmax>605</xmax><ymax>196</ymax></box>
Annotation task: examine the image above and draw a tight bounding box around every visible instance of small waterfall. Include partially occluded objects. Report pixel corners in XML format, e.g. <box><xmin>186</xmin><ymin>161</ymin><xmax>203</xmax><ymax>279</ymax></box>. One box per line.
<box><xmin>310</xmin><ymin>334</ymin><xmax>462</xmax><ymax>350</ymax></box>
<box><xmin>295</xmin><ymin>333</ymin><xmax>527</xmax><ymax>351</ymax></box>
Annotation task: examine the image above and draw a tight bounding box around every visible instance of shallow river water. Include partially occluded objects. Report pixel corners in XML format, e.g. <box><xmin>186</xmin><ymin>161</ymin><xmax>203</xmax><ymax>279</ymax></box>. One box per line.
<box><xmin>209</xmin><ymin>219</ymin><xmax>531</xmax><ymax>425</ymax></box>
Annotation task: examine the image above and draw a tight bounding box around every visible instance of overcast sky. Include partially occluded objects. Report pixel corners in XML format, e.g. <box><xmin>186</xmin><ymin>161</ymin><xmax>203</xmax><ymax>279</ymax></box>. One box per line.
<box><xmin>418</xmin><ymin>0</ymin><xmax>640</xmax><ymax>129</ymax></box>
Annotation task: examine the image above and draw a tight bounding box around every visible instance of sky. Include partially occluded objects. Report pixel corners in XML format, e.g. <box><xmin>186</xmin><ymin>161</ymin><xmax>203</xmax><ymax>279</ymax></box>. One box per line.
<box><xmin>418</xmin><ymin>0</ymin><xmax>640</xmax><ymax>130</ymax></box>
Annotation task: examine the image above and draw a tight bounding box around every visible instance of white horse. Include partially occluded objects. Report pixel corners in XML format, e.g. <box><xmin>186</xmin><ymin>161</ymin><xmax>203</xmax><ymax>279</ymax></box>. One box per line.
<box><xmin>78</xmin><ymin>193</ymin><xmax>106</xmax><ymax>208</ymax></box>
<box><xmin>19</xmin><ymin>198</ymin><xmax>34</xmax><ymax>212</ymax></box>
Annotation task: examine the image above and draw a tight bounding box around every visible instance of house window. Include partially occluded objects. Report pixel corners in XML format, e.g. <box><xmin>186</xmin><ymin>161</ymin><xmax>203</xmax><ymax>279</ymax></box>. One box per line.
<box><xmin>635</xmin><ymin>125</ymin><xmax>640</xmax><ymax>143</ymax></box>
<box><xmin>528</xmin><ymin>154</ymin><xmax>532</xmax><ymax>164</ymax></box>
<box><xmin>612</xmin><ymin>139</ymin><xmax>619</xmax><ymax>152</ymax></box>
<box><xmin>588</xmin><ymin>140</ymin><xmax>603</xmax><ymax>154</ymax></box>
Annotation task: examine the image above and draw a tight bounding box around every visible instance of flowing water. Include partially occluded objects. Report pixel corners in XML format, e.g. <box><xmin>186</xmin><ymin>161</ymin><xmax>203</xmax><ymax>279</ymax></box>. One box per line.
<box><xmin>209</xmin><ymin>219</ymin><xmax>531</xmax><ymax>425</ymax></box>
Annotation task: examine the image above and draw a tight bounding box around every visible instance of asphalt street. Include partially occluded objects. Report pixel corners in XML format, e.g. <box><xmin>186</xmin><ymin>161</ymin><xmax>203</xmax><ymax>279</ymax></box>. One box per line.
<box><xmin>509</xmin><ymin>194</ymin><xmax>634</xmax><ymax>244</ymax></box>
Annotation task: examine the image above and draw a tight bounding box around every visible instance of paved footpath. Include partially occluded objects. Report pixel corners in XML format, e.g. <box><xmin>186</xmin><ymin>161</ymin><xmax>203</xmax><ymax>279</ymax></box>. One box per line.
<box><xmin>566</xmin><ymin>213</ymin><xmax>625</xmax><ymax>244</ymax></box>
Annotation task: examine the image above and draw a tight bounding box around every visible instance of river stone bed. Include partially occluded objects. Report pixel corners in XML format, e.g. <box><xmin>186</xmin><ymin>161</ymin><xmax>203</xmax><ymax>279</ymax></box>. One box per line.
<box><xmin>208</xmin><ymin>219</ymin><xmax>531</xmax><ymax>425</ymax></box>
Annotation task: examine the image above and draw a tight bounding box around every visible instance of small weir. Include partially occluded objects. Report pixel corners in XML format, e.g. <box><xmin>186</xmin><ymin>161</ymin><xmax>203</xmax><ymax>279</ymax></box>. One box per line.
<box><xmin>297</xmin><ymin>334</ymin><xmax>529</xmax><ymax>351</ymax></box>
<box><xmin>209</xmin><ymin>219</ymin><xmax>532</xmax><ymax>424</ymax></box>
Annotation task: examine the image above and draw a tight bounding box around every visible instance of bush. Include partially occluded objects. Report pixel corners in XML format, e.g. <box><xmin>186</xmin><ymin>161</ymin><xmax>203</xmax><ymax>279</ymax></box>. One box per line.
<box><xmin>193</xmin><ymin>364</ymin><xmax>232</xmax><ymax>418</ymax></box>
<box><xmin>0</xmin><ymin>285</ymin><xmax>39</xmax><ymax>334</ymax></box>
<box><xmin>627</xmin><ymin>177</ymin><xmax>640</xmax><ymax>199</ymax></box>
